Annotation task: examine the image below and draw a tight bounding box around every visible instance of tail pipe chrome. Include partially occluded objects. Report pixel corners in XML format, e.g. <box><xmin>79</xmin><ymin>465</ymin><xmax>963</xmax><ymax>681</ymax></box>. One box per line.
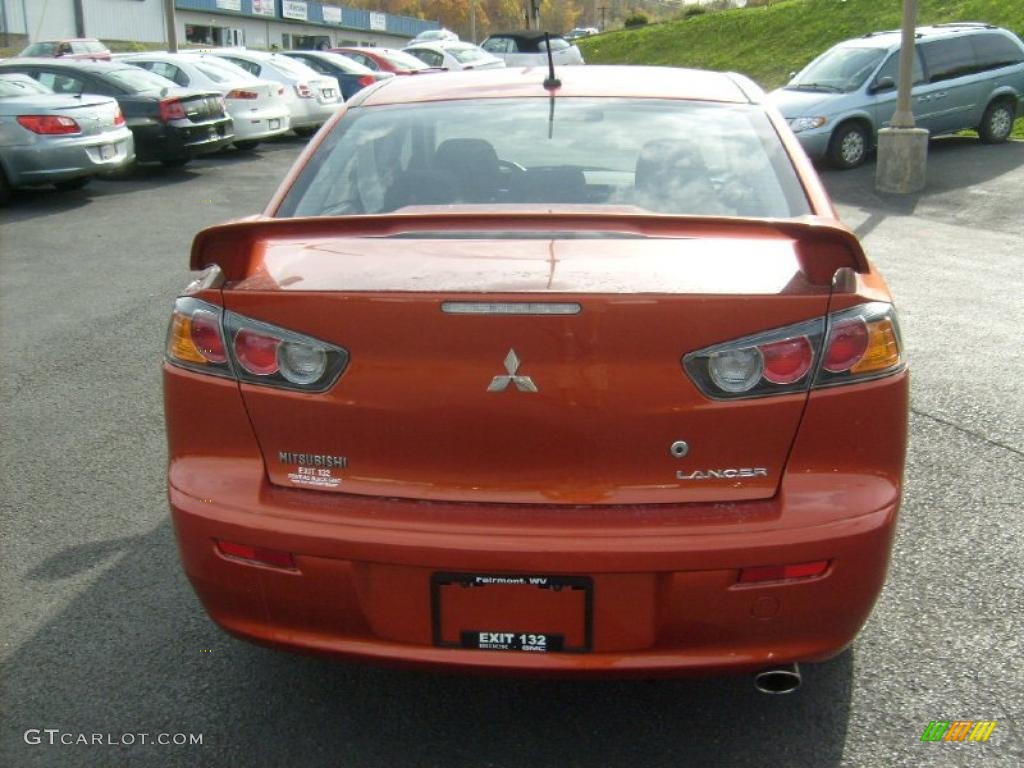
<box><xmin>754</xmin><ymin>663</ymin><xmax>801</xmax><ymax>694</ymax></box>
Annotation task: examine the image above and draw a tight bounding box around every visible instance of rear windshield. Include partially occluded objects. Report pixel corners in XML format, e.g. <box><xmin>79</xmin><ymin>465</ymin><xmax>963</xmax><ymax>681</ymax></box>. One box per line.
<box><xmin>267</xmin><ymin>55</ymin><xmax>318</xmax><ymax>78</ymax></box>
<box><xmin>448</xmin><ymin>45</ymin><xmax>490</xmax><ymax>64</ymax></box>
<box><xmin>72</xmin><ymin>41</ymin><xmax>109</xmax><ymax>54</ymax></box>
<box><xmin>0</xmin><ymin>76</ymin><xmax>51</xmax><ymax>97</ymax></box>
<box><xmin>377</xmin><ymin>49</ymin><xmax>430</xmax><ymax>70</ymax></box>
<box><xmin>277</xmin><ymin>97</ymin><xmax>810</xmax><ymax>219</ymax></box>
<box><xmin>105</xmin><ymin>67</ymin><xmax>177</xmax><ymax>93</ymax></box>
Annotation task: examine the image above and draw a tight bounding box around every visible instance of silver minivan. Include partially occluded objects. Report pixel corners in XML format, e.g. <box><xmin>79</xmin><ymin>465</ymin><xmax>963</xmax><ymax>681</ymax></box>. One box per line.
<box><xmin>769</xmin><ymin>23</ymin><xmax>1024</xmax><ymax>168</ymax></box>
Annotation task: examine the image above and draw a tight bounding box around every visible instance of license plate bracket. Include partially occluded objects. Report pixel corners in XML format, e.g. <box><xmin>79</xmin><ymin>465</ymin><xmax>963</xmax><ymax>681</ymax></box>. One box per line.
<box><xmin>99</xmin><ymin>143</ymin><xmax>115</xmax><ymax>160</ymax></box>
<box><xmin>431</xmin><ymin>573</ymin><xmax>593</xmax><ymax>653</ymax></box>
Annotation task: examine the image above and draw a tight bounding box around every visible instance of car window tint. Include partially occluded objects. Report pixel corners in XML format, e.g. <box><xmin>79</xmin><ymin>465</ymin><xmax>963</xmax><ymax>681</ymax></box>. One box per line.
<box><xmin>873</xmin><ymin>49</ymin><xmax>924</xmax><ymax>87</ymax></box>
<box><xmin>34</xmin><ymin>70</ymin><xmax>86</xmax><ymax>94</ymax></box>
<box><xmin>379</xmin><ymin>50</ymin><xmax>429</xmax><ymax>70</ymax></box>
<box><xmin>21</xmin><ymin>42</ymin><xmax>56</xmax><ymax>56</ymax></box>
<box><xmin>922</xmin><ymin>37</ymin><xmax>977</xmax><ymax>81</ymax></box>
<box><xmin>970</xmin><ymin>32</ymin><xmax>1024</xmax><ymax>70</ymax></box>
<box><xmin>105</xmin><ymin>67</ymin><xmax>177</xmax><ymax>92</ymax></box>
<box><xmin>346</xmin><ymin>52</ymin><xmax>374</xmax><ymax>68</ymax></box>
<box><xmin>481</xmin><ymin>38</ymin><xmax>508</xmax><ymax>54</ymax></box>
<box><xmin>148</xmin><ymin>61</ymin><xmax>189</xmax><ymax>86</ymax></box>
<box><xmin>547</xmin><ymin>38</ymin><xmax>570</xmax><ymax>51</ymax></box>
<box><xmin>194</xmin><ymin>62</ymin><xmax>231</xmax><ymax>83</ymax></box>
<box><xmin>449</xmin><ymin>46</ymin><xmax>488</xmax><ymax>64</ymax></box>
<box><xmin>279</xmin><ymin>98</ymin><xmax>810</xmax><ymax>220</ymax></box>
<box><xmin>294</xmin><ymin>55</ymin><xmax>329</xmax><ymax>74</ymax></box>
<box><xmin>222</xmin><ymin>56</ymin><xmax>261</xmax><ymax>77</ymax></box>
<box><xmin>0</xmin><ymin>77</ymin><xmax>51</xmax><ymax>97</ymax></box>
<box><xmin>408</xmin><ymin>49</ymin><xmax>443</xmax><ymax>68</ymax></box>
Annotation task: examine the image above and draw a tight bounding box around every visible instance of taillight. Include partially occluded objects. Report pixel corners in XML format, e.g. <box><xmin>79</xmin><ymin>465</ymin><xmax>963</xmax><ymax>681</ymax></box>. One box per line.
<box><xmin>226</xmin><ymin>89</ymin><xmax>258</xmax><ymax>100</ymax></box>
<box><xmin>683</xmin><ymin>302</ymin><xmax>903</xmax><ymax>399</ymax></box>
<box><xmin>357</xmin><ymin>74</ymin><xmax>375</xmax><ymax>88</ymax></box>
<box><xmin>158</xmin><ymin>98</ymin><xmax>187</xmax><ymax>122</ymax></box>
<box><xmin>165</xmin><ymin>297</ymin><xmax>348</xmax><ymax>392</ymax></box>
<box><xmin>294</xmin><ymin>83</ymin><xmax>313</xmax><ymax>98</ymax></box>
<box><xmin>16</xmin><ymin>115</ymin><xmax>81</xmax><ymax>135</ymax></box>
<box><xmin>113</xmin><ymin>108</ymin><xmax>125</xmax><ymax>126</ymax></box>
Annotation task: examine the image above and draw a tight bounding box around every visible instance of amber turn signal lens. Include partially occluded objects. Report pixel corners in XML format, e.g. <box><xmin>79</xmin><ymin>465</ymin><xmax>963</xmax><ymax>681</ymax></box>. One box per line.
<box><xmin>167</xmin><ymin>313</ymin><xmax>207</xmax><ymax>364</ymax></box>
<box><xmin>850</xmin><ymin>318</ymin><xmax>901</xmax><ymax>374</ymax></box>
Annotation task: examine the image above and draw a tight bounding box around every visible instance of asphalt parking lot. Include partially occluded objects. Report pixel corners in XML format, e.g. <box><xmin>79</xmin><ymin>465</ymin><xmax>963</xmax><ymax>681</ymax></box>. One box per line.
<box><xmin>1</xmin><ymin>136</ymin><xmax>1022</xmax><ymax>767</ymax></box>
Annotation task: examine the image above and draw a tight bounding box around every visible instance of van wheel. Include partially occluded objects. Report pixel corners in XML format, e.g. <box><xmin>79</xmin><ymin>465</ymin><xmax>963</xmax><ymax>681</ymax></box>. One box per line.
<box><xmin>979</xmin><ymin>99</ymin><xmax>1015</xmax><ymax>144</ymax></box>
<box><xmin>828</xmin><ymin>122</ymin><xmax>869</xmax><ymax>169</ymax></box>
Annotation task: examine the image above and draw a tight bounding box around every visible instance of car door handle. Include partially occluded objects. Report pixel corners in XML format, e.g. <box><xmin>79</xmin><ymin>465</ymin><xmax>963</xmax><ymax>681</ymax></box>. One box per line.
<box><xmin>933</xmin><ymin>91</ymin><xmax>947</xmax><ymax>99</ymax></box>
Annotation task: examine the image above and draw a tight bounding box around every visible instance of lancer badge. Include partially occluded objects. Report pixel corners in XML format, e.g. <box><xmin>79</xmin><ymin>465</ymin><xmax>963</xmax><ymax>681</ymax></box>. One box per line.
<box><xmin>487</xmin><ymin>349</ymin><xmax>538</xmax><ymax>393</ymax></box>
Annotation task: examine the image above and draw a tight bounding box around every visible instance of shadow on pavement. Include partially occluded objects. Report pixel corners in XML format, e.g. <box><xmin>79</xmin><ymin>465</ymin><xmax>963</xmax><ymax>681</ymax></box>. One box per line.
<box><xmin>821</xmin><ymin>137</ymin><xmax>1024</xmax><ymax>239</ymax></box>
<box><xmin>1</xmin><ymin>520</ymin><xmax>854</xmax><ymax>768</ymax></box>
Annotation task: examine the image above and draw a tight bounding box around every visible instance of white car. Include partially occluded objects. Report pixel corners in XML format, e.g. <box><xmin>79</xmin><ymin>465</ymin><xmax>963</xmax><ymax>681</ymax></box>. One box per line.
<box><xmin>480</xmin><ymin>32</ymin><xmax>585</xmax><ymax>67</ymax></box>
<box><xmin>191</xmin><ymin>49</ymin><xmax>341</xmax><ymax>136</ymax></box>
<box><xmin>402</xmin><ymin>41</ymin><xmax>505</xmax><ymax>72</ymax></box>
<box><xmin>120</xmin><ymin>53</ymin><xmax>290</xmax><ymax>150</ymax></box>
<box><xmin>409</xmin><ymin>28</ymin><xmax>459</xmax><ymax>44</ymax></box>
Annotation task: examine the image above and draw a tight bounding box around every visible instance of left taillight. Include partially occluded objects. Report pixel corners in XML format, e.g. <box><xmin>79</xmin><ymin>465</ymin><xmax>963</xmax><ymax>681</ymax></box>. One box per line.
<box><xmin>225</xmin><ymin>89</ymin><xmax>259</xmax><ymax>100</ymax></box>
<box><xmin>357</xmin><ymin>74</ymin><xmax>375</xmax><ymax>88</ymax></box>
<box><xmin>165</xmin><ymin>297</ymin><xmax>349</xmax><ymax>392</ymax></box>
<box><xmin>294</xmin><ymin>83</ymin><xmax>313</xmax><ymax>98</ymax></box>
<box><xmin>113</xmin><ymin>108</ymin><xmax>125</xmax><ymax>126</ymax></box>
<box><xmin>683</xmin><ymin>302</ymin><xmax>904</xmax><ymax>400</ymax></box>
<box><xmin>16</xmin><ymin>115</ymin><xmax>81</xmax><ymax>135</ymax></box>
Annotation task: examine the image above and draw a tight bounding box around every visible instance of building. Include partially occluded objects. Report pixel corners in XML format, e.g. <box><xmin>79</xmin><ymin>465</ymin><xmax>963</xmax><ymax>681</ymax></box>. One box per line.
<box><xmin>0</xmin><ymin>0</ymin><xmax>438</xmax><ymax>50</ymax></box>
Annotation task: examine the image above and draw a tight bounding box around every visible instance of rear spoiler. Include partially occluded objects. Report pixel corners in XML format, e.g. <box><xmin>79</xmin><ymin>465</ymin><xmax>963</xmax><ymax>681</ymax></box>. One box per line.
<box><xmin>191</xmin><ymin>213</ymin><xmax>869</xmax><ymax>285</ymax></box>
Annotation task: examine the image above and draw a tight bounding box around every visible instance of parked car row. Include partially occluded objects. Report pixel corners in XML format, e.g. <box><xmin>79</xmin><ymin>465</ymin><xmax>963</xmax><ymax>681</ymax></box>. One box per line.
<box><xmin>0</xmin><ymin>35</ymin><xmax>591</xmax><ymax>204</ymax></box>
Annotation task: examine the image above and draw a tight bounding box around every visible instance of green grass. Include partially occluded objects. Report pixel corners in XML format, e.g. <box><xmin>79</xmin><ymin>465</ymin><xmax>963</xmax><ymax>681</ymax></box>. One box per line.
<box><xmin>580</xmin><ymin>0</ymin><xmax>1024</xmax><ymax>138</ymax></box>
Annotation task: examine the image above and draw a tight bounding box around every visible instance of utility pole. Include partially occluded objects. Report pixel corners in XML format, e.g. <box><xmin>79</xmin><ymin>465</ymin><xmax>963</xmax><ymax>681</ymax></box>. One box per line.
<box><xmin>163</xmin><ymin>0</ymin><xmax>178</xmax><ymax>53</ymax></box>
<box><xmin>530</xmin><ymin>0</ymin><xmax>540</xmax><ymax>31</ymax></box>
<box><xmin>599</xmin><ymin>6</ymin><xmax>608</xmax><ymax>31</ymax></box>
<box><xmin>470</xmin><ymin>0</ymin><xmax>476</xmax><ymax>43</ymax></box>
<box><xmin>876</xmin><ymin>0</ymin><xmax>927</xmax><ymax>193</ymax></box>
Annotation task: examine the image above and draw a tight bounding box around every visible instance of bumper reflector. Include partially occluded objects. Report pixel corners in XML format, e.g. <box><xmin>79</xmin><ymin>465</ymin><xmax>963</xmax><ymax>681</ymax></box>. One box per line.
<box><xmin>216</xmin><ymin>540</ymin><xmax>297</xmax><ymax>570</ymax></box>
<box><xmin>738</xmin><ymin>560</ymin><xmax>829</xmax><ymax>584</ymax></box>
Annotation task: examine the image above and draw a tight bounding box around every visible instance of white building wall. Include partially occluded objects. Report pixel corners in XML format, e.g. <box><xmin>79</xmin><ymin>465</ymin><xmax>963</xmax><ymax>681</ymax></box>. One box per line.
<box><xmin>84</xmin><ymin>0</ymin><xmax>167</xmax><ymax>42</ymax></box>
<box><xmin>2</xmin><ymin>0</ymin><xmax>78</xmax><ymax>41</ymax></box>
<box><xmin>178</xmin><ymin>11</ymin><xmax>408</xmax><ymax>50</ymax></box>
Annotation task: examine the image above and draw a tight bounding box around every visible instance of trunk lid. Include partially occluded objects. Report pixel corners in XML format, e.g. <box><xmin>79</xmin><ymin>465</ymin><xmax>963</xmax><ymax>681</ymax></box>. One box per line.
<box><xmin>202</xmin><ymin>216</ymin><xmax>860</xmax><ymax>506</ymax></box>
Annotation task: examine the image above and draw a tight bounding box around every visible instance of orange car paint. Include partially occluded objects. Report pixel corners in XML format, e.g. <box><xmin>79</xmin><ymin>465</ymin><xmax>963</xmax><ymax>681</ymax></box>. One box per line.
<box><xmin>164</xmin><ymin>67</ymin><xmax>907</xmax><ymax>675</ymax></box>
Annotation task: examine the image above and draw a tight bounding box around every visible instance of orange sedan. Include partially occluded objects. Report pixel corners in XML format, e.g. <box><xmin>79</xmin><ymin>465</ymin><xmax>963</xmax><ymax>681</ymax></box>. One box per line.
<box><xmin>163</xmin><ymin>66</ymin><xmax>907</xmax><ymax>689</ymax></box>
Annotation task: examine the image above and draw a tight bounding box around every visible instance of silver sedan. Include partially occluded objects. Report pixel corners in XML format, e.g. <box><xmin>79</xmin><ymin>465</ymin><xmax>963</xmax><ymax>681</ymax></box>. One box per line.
<box><xmin>0</xmin><ymin>73</ymin><xmax>134</xmax><ymax>203</ymax></box>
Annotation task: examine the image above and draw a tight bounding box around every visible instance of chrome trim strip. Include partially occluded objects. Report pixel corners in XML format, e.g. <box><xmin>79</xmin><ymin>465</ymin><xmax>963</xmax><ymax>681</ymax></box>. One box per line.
<box><xmin>441</xmin><ymin>301</ymin><xmax>581</xmax><ymax>315</ymax></box>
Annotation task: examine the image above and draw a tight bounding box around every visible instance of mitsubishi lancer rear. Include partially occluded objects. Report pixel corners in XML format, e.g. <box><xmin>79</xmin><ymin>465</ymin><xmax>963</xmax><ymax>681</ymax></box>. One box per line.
<box><xmin>163</xmin><ymin>66</ymin><xmax>908</xmax><ymax>683</ymax></box>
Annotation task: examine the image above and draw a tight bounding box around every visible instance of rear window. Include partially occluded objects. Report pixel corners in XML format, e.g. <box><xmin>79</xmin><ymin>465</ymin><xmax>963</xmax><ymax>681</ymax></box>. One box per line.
<box><xmin>104</xmin><ymin>67</ymin><xmax>177</xmax><ymax>92</ymax></box>
<box><xmin>377</xmin><ymin>50</ymin><xmax>430</xmax><ymax>70</ymax></box>
<box><xmin>448</xmin><ymin>45</ymin><xmax>489</xmax><ymax>64</ymax></box>
<box><xmin>970</xmin><ymin>32</ymin><xmax>1024</xmax><ymax>70</ymax></box>
<box><xmin>277</xmin><ymin>98</ymin><xmax>810</xmax><ymax>220</ymax></box>
<box><xmin>922</xmin><ymin>37</ymin><xmax>976</xmax><ymax>81</ymax></box>
<box><xmin>72</xmin><ymin>41</ymin><xmax>109</xmax><ymax>54</ymax></box>
<box><xmin>20</xmin><ymin>42</ymin><xmax>57</xmax><ymax>57</ymax></box>
<box><xmin>0</xmin><ymin>76</ymin><xmax>51</xmax><ymax>96</ymax></box>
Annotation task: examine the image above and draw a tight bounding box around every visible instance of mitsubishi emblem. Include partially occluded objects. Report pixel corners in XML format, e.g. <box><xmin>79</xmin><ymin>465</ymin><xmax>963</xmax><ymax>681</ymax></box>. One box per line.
<box><xmin>487</xmin><ymin>349</ymin><xmax>538</xmax><ymax>393</ymax></box>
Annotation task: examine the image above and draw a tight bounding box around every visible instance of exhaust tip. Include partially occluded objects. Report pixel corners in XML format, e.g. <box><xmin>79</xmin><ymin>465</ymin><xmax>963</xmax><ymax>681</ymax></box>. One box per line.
<box><xmin>754</xmin><ymin>663</ymin><xmax>801</xmax><ymax>694</ymax></box>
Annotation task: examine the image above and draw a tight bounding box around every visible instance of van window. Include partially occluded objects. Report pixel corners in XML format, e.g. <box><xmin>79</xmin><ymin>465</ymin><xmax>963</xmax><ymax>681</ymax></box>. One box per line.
<box><xmin>969</xmin><ymin>32</ymin><xmax>1024</xmax><ymax>71</ymax></box>
<box><xmin>922</xmin><ymin>37</ymin><xmax>976</xmax><ymax>82</ymax></box>
<box><xmin>873</xmin><ymin>49</ymin><xmax>924</xmax><ymax>88</ymax></box>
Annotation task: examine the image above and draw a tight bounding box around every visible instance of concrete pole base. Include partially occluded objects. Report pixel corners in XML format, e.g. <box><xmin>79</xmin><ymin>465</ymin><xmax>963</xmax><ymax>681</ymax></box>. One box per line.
<box><xmin>875</xmin><ymin>127</ymin><xmax>929</xmax><ymax>194</ymax></box>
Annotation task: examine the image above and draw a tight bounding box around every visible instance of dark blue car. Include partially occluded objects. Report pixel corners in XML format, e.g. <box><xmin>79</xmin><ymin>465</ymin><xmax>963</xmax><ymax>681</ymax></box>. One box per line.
<box><xmin>281</xmin><ymin>50</ymin><xmax>392</xmax><ymax>101</ymax></box>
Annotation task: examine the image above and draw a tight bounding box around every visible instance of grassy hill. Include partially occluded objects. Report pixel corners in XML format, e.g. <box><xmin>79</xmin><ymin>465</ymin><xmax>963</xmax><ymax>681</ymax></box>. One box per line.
<box><xmin>579</xmin><ymin>0</ymin><xmax>1024</xmax><ymax>136</ymax></box>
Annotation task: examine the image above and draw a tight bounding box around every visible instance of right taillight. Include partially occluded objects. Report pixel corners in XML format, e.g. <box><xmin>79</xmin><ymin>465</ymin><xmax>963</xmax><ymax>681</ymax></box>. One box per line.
<box><xmin>158</xmin><ymin>98</ymin><xmax>187</xmax><ymax>122</ymax></box>
<box><xmin>165</xmin><ymin>297</ymin><xmax>349</xmax><ymax>392</ymax></box>
<box><xmin>225</xmin><ymin>89</ymin><xmax>259</xmax><ymax>100</ymax></box>
<box><xmin>683</xmin><ymin>302</ymin><xmax>904</xmax><ymax>400</ymax></box>
<box><xmin>294</xmin><ymin>83</ymin><xmax>313</xmax><ymax>98</ymax></box>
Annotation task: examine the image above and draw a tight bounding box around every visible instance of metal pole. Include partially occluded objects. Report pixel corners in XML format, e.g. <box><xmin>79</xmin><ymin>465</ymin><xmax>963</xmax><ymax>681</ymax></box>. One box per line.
<box><xmin>72</xmin><ymin>0</ymin><xmax>85</xmax><ymax>37</ymax></box>
<box><xmin>891</xmin><ymin>0</ymin><xmax>917</xmax><ymax>128</ymax></box>
<box><xmin>470</xmin><ymin>0</ymin><xmax>476</xmax><ymax>43</ymax></box>
<box><xmin>163</xmin><ymin>0</ymin><xmax>178</xmax><ymax>53</ymax></box>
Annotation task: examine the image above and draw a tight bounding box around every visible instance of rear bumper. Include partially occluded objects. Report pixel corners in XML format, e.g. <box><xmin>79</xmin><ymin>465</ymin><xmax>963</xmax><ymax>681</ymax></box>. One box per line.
<box><xmin>130</xmin><ymin>117</ymin><xmax>234</xmax><ymax>162</ymax></box>
<box><xmin>165</xmin><ymin>352</ymin><xmax>907</xmax><ymax>676</ymax></box>
<box><xmin>286</xmin><ymin>98</ymin><xmax>339</xmax><ymax>129</ymax></box>
<box><xmin>228</xmin><ymin>106</ymin><xmax>291</xmax><ymax>142</ymax></box>
<box><xmin>3</xmin><ymin>127</ymin><xmax>134</xmax><ymax>186</ymax></box>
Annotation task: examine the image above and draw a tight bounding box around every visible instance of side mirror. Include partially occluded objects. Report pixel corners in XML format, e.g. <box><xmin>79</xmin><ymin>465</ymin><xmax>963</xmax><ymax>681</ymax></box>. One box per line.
<box><xmin>870</xmin><ymin>76</ymin><xmax>896</xmax><ymax>93</ymax></box>
<box><xmin>789</xmin><ymin>71</ymin><xmax>797</xmax><ymax>79</ymax></box>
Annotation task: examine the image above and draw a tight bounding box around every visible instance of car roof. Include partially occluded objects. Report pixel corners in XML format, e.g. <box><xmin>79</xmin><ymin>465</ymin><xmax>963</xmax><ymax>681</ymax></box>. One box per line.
<box><xmin>357</xmin><ymin>65</ymin><xmax>757</xmax><ymax>107</ymax></box>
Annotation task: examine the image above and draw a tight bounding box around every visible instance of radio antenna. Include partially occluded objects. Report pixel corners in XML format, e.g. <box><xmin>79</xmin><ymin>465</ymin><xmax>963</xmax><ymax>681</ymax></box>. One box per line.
<box><xmin>543</xmin><ymin>32</ymin><xmax>561</xmax><ymax>90</ymax></box>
